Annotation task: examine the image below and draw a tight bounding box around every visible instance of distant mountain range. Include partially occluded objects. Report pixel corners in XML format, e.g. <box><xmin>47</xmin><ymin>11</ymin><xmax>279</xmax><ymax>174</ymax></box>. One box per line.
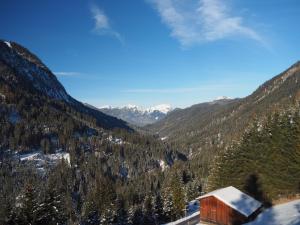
<box><xmin>97</xmin><ymin>104</ymin><xmax>173</xmax><ymax>126</ymax></box>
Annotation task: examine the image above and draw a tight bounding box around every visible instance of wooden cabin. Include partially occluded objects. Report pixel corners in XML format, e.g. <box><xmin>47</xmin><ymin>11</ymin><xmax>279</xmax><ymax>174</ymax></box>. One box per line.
<box><xmin>197</xmin><ymin>186</ymin><xmax>262</xmax><ymax>225</ymax></box>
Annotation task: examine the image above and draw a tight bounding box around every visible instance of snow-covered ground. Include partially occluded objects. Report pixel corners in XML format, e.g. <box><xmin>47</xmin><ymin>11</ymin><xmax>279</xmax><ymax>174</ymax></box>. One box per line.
<box><xmin>19</xmin><ymin>151</ymin><xmax>70</xmax><ymax>164</ymax></box>
<box><xmin>246</xmin><ymin>199</ymin><xmax>300</xmax><ymax>225</ymax></box>
<box><xmin>163</xmin><ymin>211</ymin><xmax>200</xmax><ymax>225</ymax></box>
<box><xmin>159</xmin><ymin>159</ymin><xmax>168</xmax><ymax>171</ymax></box>
<box><xmin>4</xmin><ymin>41</ymin><xmax>12</xmax><ymax>48</ymax></box>
<box><xmin>17</xmin><ymin>150</ymin><xmax>70</xmax><ymax>172</ymax></box>
<box><xmin>107</xmin><ymin>135</ymin><xmax>125</xmax><ymax>145</ymax></box>
<box><xmin>161</xmin><ymin>136</ymin><xmax>168</xmax><ymax>141</ymax></box>
<box><xmin>187</xmin><ymin>200</ymin><xmax>199</xmax><ymax>215</ymax></box>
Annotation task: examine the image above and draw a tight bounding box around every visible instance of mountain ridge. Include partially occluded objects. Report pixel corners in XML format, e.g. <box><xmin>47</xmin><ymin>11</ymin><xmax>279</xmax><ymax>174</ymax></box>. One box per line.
<box><xmin>0</xmin><ymin>40</ymin><xmax>70</xmax><ymax>101</ymax></box>
<box><xmin>0</xmin><ymin>40</ymin><xmax>299</xmax><ymax>225</ymax></box>
<box><xmin>147</xmin><ymin>60</ymin><xmax>300</xmax><ymax>175</ymax></box>
<box><xmin>0</xmin><ymin>39</ymin><xmax>131</xmax><ymax>130</ymax></box>
<box><xmin>96</xmin><ymin>104</ymin><xmax>172</xmax><ymax>126</ymax></box>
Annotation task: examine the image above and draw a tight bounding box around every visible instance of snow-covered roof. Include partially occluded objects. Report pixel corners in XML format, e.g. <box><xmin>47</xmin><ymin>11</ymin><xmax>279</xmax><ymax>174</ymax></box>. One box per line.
<box><xmin>197</xmin><ymin>186</ymin><xmax>262</xmax><ymax>217</ymax></box>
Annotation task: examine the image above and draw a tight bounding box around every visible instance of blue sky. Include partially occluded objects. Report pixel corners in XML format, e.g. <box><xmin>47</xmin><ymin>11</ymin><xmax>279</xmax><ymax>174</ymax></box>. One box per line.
<box><xmin>1</xmin><ymin>0</ymin><xmax>300</xmax><ymax>108</ymax></box>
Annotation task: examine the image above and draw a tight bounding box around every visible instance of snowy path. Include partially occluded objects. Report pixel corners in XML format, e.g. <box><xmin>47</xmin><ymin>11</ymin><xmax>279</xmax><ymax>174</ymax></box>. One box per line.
<box><xmin>163</xmin><ymin>212</ymin><xmax>200</xmax><ymax>225</ymax></box>
<box><xmin>246</xmin><ymin>199</ymin><xmax>300</xmax><ymax>225</ymax></box>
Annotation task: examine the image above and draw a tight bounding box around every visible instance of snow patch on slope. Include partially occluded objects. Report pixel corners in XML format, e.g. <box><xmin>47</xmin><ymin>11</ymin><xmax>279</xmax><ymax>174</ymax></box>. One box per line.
<box><xmin>107</xmin><ymin>135</ymin><xmax>125</xmax><ymax>145</ymax></box>
<box><xmin>161</xmin><ymin>136</ymin><xmax>168</xmax><ymax>141</ymax></box>
<box><xmin>4</xmin><ymin>41</ymin><xmax>12</xmax><ymax>48</ymax></box>
<box><xmin>159</xmin><ymin>159</ymin><xmax>168</xmax><ymax>171</ymax></box>
<box><xmin>19</xmin><ymin>150</ymin><xmax>71</xmax><ymax>169</ymax></box>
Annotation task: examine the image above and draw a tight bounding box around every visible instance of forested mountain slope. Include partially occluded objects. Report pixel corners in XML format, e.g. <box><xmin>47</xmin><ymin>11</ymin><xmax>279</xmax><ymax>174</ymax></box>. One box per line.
<box><xmin>1</xmin><ymin>39</ymin><xmax>299</xmax><ymax>224</ymax></box>
<box><xmin>208</xmin><ymin>110</ymin><xmax>300</xmax><ymax>201</ymax></box>
<box><xmin>148</xmin><ymin>61</ymin><xmax>300</xmax><ymax>175</ymax></box>
<box><xmin>0</xmin><ymin>40</ymin><xmax>198</xmax><ymax>225</ymax></box>
<box><xmin>0</xmin><ymin>39</ymin><xmax>186</xmax><ymax>178</ymax></box>
<box><xmin>0</xmin><ymin>40</ymin><xmax>130</xmax><ymax>131</ymax></box>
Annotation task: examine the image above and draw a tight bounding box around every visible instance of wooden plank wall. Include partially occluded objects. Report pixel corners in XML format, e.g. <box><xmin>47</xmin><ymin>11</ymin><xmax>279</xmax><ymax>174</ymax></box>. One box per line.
<box><xmin>200</xmin><ymin>196</ymin><xmax>247</xmax><ymax>225</ymax></box>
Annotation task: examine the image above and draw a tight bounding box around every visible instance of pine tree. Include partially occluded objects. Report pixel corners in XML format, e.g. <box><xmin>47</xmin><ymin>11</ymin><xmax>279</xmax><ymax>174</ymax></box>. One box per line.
<box><xmin>127</xmin><ymin>205</ymin><xmax>135</xmax><ymax>225</ymax></box>
<box><xmin>82</xmin><ymin>199</ymin><xmax>100</xmax><ymax>225</ymax></box>
<box><xmin>115</xmin><ymin>196</ymin><xmax>128</xmax><ymax>225</ymax></box>
<box><xmin>132</xmin><ymin>207</ymin><xmax>144</xmax><ymax>225</ymax></box>
<box><xmin>143</xmin><ymin>194</ymin><xmax>154</xmax><ymax>225</ymax></box>
<box><xmin>100</xmin><ymin>205</ymin><xmax>116</xmax><ymax>225</ymax></box>
<box><xmin>152</xmin><ymin>193</ymin><xmax>164</xmax><ymax>224</ymax></box>
<box><xmin>15</xmin><ymin>184</ymin><xmax>39</xmax><ymax>225</ymax></box>
<box><xmin>170</xmin><ymin>174</ymin><xmax>185</xmax><ymax>220</ymax></box>
<box><xmin>243</xmin><ymin>174</ymin><xmax>272</xmax><ymax>208</ymax></box>
<box><xmin>162</xmin><ymin>187</ymin><xmax>174</xmax><ymax>222</ymax></box>
<box><xmin>186</xmin><ymin>180</ymin><xmax>202</xmax><ymax>201</ymax></box>
<box><xmin>35</xmin><ymin>188</ymin><xmax>67</xmax><ymax>225</ymax></box>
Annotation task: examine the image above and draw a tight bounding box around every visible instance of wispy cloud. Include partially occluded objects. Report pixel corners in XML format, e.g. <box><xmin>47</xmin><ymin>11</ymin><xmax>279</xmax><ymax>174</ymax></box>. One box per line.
<box><xmin>122</xmin><ymin>84</ymin><xmax>246</xmax><ymax>94</ymax></box>
<box><xmin>148</xmin><ymin>0</ymin><xmax>265</xmax><ymax>47</ymax></box>
<box><xmin>54</xmin><ymin>72</ymin><xmax>82</xmax><ymax>77</ymax></box>
<box><xmin>90</xmin><ymin>4</ymin><xmax>123</xmax><ymax>44</ymax></box>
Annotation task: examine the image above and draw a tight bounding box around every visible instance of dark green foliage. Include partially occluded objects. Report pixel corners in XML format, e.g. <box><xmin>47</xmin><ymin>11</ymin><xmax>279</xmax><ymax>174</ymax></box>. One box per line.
<box><xmin>208</xmin><ymin>111</ymin><xmax>300</xmax><ymax>200</ymax></box>
<box><xmin>16</xmin><ymin>185</ymin><xmax>38</xmax><ymax>225</ymax></box>
<box><xmin>152</xmin><ymin>193</ymin><xmax>164</xmax><ymax>224</ymax></box>
<box><xmin>128</xmin><ymin>206</ymin><xmax>143</xmax><ymax>225</ymax></box>
<box><xmin>143</xmin><ymin>194</ymin><xmax>154</xmax><ymax>225</ymax></box>
<box><xmin>244</xmin><ymin>174</ymin><xmax>272</xmax><ymax>207</ymax></box>
<box><xmin>35</xmin><ymin>189</ymin><xmax>67</xmax><ymax>225</ymax></box>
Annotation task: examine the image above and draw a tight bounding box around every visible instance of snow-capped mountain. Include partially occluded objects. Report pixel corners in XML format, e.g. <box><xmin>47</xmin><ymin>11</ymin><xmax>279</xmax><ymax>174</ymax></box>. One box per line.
<box><xmin>214</xmin><ymin>96</ymin><xmax>232</xmax><ymax>101</ymax></box>
<box><xmin>147</xmin><ymin>104</ymin><xmax>172</xmax><ymax>114</ymax></box>
<box><xmin>99</xmin><ymin>104</ymin><xmax>172</xmax><ymax>126</ymax></box>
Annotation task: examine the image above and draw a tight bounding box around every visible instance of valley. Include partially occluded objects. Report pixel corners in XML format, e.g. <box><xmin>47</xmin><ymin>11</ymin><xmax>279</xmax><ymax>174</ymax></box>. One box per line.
<box><xmin>0</xmin><ymin>41</ymin><xmax>299</xmax><ymax>225</ymax></box>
